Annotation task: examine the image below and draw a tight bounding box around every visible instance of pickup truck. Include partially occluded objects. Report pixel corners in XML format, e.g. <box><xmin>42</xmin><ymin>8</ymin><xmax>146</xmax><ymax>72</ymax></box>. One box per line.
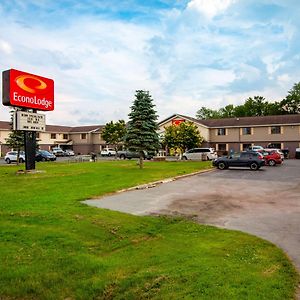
<box><xmin>51</xmin><ymin>147</ymin><xmax>65</xmax><ymax>157</ymax></box>
<box><xmin>100</xmin><ymin>148</ymin><xmax>116</xmax><ymax>156</ymax></box>
<box><xmin>117</xmin><ymin>150</ymin><xmax>153</xmax><ymax>160</ymax></box>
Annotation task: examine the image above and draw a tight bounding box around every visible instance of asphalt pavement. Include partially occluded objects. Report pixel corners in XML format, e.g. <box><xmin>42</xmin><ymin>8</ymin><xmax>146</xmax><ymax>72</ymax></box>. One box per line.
<box><xmin>84</xmin><ymin>159</ymin><xmax>300</xmax><ymax>275</ymax></box>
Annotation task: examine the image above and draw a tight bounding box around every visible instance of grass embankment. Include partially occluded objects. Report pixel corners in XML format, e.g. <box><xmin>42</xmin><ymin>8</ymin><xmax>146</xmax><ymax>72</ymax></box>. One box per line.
<box><xmin>0</xmin><ymin>160</ymin><xmax>298</xmax><ymax>299</ymax></box>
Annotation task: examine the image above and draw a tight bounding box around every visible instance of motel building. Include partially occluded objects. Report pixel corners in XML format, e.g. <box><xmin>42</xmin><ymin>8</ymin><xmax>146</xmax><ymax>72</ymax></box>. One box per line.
<box><xmin>0</xmin><ymin>121</ymin><xmax>106</xmax><ymax>156</ymax></box>
<box><xmin>158</xmin><ymin>114</ymin><xmax>300</xmax><ymax>158</ymax></box>
<box><xmin>0</xmin><ymin>113</ymin><xmax>300</xmax><ymax>158</ymax></box>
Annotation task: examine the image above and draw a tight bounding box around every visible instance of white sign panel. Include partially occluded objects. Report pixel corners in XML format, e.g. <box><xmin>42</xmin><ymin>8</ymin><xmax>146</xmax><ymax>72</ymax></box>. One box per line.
<box><xmin>14</xmin><ymin>111</ymin><xmax>46</xmax><ymax>132</ymax></box>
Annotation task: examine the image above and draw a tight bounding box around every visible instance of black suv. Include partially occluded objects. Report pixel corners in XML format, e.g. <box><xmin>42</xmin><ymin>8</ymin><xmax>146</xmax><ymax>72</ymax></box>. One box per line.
<box><xmin>35</xmin><ymin>150</ymin><xmax>56</xmax><ymax>162</ymax></box>
<box><xmin>213</xmin><ymin>151</ymin><xmax>265</xmax><ymax>170</ymax></box>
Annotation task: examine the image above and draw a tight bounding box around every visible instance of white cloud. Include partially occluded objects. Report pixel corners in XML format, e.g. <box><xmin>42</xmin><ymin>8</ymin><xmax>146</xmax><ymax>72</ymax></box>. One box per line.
<box><xmin>235</xmin><ymin>64</ymin><xmax>261</xmax><ymax>82</ymax></box>
<box><xmin>0</xmin><ymin>39</ymin><xmax>12</xmax><ymax>54</ymax></box>
<box><xmin>0</xmin><ymin>1</ymin><xmax>299</xmax><ymax>125</ymax></box>
<box><xmin>187</xmin><ymin>0</ymin><xmax>237</xmax><ymax>19</ymax></box>
<box><xmin>277</xmin><ymin>74</ymin><xmax>292</xmax><ymax>87</ymax></box>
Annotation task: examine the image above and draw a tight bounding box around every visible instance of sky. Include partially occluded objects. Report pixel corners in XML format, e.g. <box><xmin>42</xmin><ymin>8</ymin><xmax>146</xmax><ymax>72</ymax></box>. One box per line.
<box><xmin>0</xmin><ymin>0</ymin><xmax>299</xmax><ymax>126</ymax></box>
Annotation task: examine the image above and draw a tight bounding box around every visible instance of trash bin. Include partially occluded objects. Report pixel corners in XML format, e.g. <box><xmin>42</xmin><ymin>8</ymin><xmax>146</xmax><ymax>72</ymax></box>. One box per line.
<box><xmin>295</xmin><ymin>148</ymin><xmax>300</xmax><ymax>159</ymax></box>
<box><xmin>282</xmin><ymin>149</ymin><xmax>289</xmax><ymax>159</ymax></box>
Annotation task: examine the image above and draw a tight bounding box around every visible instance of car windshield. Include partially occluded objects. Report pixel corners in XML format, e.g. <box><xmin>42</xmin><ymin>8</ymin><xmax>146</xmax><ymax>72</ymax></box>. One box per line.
<box><xmin>40</xmin><ymin>150</ymin><xmax>51</xmax><ymax>155</ymax></box>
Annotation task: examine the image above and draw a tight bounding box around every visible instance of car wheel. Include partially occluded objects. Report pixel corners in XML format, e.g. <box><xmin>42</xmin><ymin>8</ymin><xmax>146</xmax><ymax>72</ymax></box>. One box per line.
<box><xmin>120</xmin><ymin>154</ymin><xmax>125</xmax><ymax>159</ymax></box>
<box><xmin>5</xmin><ymin>158</ymin><xmax>11</xmax><ymax>164</ymax></box>
<box><xmin>108</xmin><ymin>153</ymin><xmax>111</xmax><ymax>157</ymax></box>
<box><xmin>182</xmin><ymin>156</ymin><xmax>187</xmax><ymax>160</ymax></box>
<box><xmin>217</xmin><ymin>162</ymin><xmax>226</xmax><ymax>170</ymax></box>
<box><xmin>42</xmin><ymin>157</ymin><xmax>46</xmax><ymax>162</ymax></box>
<box><xmin>19</xmin><ymin>158</ymin><xmax>24</xmax><ymax>163</ymax></box>
<box><xmin>268</xmin><ymin>160</ymin><xmax>276</xmax><ymax>166</ymax></box>
<box><xmin>250</xmin><ymin>162</ymin><xmax>259</xmax><ymax>170</ymax></box>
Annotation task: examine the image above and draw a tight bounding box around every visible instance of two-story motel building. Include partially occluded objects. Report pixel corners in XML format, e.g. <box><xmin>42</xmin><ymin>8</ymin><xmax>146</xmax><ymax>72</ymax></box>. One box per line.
<box><xmin>0</xmin><ymin>121</ymin><xmax>105</xmax><ymax>156</ymax></box>
<box><xmin>1</xmin><ymin>113</ymin><xmax>300</xmax><ymax>158</ymax></box>
<box><xmin>158</xmin><ymin>114</ymin><xmax>300</xmax><ymax>158</ymax></box>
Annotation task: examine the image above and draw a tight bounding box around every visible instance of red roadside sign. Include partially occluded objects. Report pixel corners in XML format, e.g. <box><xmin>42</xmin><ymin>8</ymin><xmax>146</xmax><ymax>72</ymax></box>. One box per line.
<box><xmin>2</xmin><ymin>69</ymin><xmax>54</xmax><ymax>111</ymax></box>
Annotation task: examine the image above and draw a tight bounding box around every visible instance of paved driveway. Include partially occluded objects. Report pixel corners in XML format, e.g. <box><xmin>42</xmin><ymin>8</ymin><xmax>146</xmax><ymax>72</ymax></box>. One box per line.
<box><xmin>84</xmin><ymin>159</ymin><xmax>300</xmax><ymax>272</ymax></box>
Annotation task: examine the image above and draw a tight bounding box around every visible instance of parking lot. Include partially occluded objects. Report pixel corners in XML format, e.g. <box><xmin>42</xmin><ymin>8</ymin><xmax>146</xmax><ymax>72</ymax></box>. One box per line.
<box><xmin>85</xmin><ymin>159</ymin><xmax>300</xmax><ymax>272</ymax></box>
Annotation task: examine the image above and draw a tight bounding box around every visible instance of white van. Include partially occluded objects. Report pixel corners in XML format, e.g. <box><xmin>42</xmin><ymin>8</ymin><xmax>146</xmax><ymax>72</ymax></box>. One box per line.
<box><xmin>182</xmin><ymin>148</ymin><xmax>217</xmax><ymax>160</ymax></box>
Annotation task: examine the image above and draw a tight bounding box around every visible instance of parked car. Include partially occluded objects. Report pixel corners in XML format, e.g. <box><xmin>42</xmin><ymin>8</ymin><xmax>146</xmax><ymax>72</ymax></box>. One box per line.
<box><xmin>266</xmin><ymin>143</ymin><xmax>289</xmax><ymax>159</ymax></box>
<box><xmin>262</xmin><ymin>148</ymin><xmax>284</xmax><ymax>160</ymax></box>
<box><xmin>4</xmin><ymin>151</ymin><xmax>26</xmax><ymax>164</ymax></box>
<box><xmin>117</xmin><ymin>150</ymin><xmax>153</xmax><ymax>160</ymax></box>
<box><xmin>100</xmin><ymin>148</ymin><xmax>116</xmax><ymax>156</ymax></box>
<box><xmin>257</xmin><ymin>149</ymin><xmax>282</xmax><ymax>166</ymax></box>
<box><xmin>182</xmin><ymin>148</ymin><xmax>217</xmax><ymax>160</ymax></box>
<box><xmin>247</xmin><ymin>145</ymin><xmax>264</xmax><ymax>151</ymax></box>
<box><xmin>51</xmin><ymin>147</ymin><xmax>65</xmax><ymax>156</ymax></box>
<box><xmin>212</xmin><ymin>151</ymin><xmax>265</xmax><ymax>170</ymax></box>
<box><xmin>35</xmin><ymin>150</ymin><xmax>56</xmax><ymax>162</ymax></box>
<box><xmin>64</xmin><ymin>149</ymin><xmax>75</xmax><ymax>156</ymax></box>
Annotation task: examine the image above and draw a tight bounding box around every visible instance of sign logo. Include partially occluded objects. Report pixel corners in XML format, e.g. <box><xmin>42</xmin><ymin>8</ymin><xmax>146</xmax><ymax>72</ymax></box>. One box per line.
<box><xmin>15</xmin><ymin>75</ymin><xmax>47</xmax><ymax>94</ymax></box>
<box><xmin>2</xmin><ymin>69</ymin><xmax>54</xmax><ymax>111</ymax></box>
<box><xmin>172</xmin><ymin>119</ymin><xmax>185</xmax><ymax>126</ymax></box>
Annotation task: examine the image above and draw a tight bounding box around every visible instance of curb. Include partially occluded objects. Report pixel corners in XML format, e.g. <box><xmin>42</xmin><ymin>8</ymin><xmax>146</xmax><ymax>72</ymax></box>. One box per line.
<box><xmin>111</xmin><ymin>167</ymin><xmax>215</xmax><ymax>194</ymax></box>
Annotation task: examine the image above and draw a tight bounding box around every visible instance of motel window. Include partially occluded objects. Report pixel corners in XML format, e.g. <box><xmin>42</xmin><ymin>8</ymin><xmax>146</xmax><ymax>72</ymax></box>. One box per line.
<box><xmin>217</xmin><ymin>128</ymin><xmax>226</xmax><ymax>136</ymax></box>
<box><xmin>36</xmin><ymin>133</ymin><xmax>40</xmax><ymax>139</ymax></box>
<box><xmin>271</xmin><ymin>126</ymin><xmax>281</xmax><ymax>134</ymax></box>
<box><xmin>268</xmin><ymin>143</ymin><xmax>281</xmax><ymax>149</ymax></box>
<box><xmin>242</xmin><ymin>127</ymin><xmax>252</xmax><ymax>135</ymax></box>
<box><xmin>50</xmin><ymin>133</ymin><xmax>56</xmax><ymax>139</ymax></box>
<box><xmin>81</xmin><ymin>133</ymin><xmax>87</xmax><ymax>139</ymax></box>
<box><xmin>217</xmin><ymin>143</ymin><xmax>227</xmax><ymax>151</ymax></box>
<box><xmin>63</xmin><ymin>134</ymin><xmax>68</xmax><ymax>140</ymax></box>
<box><xmin>242</xmin><ymin>143</ymin><xmax>251</xmax><ymax>151</ymax></box>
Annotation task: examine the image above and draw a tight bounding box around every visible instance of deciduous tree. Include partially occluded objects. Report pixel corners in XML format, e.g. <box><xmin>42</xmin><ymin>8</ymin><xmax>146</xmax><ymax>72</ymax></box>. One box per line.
<box><xmin>196</xmin><ymin>107</ymin><xmax>220</xmax><ymax>120</ymax></box>
<box><xmin>162</xmin><ymin>122</ymin><xmax>204</xmax><ymax>155</ymax></box>
<box><xmin>101</xmin><ymin>120</ymin><xmax>126</xmax><ymax>156</ymax></box>
<box><xmin>280</xmin><ymin>82</ymin><xmax>300</xmax><ymax>114</ymax></box>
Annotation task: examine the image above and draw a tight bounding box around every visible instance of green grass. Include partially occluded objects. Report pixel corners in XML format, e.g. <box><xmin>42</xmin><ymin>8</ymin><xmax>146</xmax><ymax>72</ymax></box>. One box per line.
<box><xmin>0</xmin><ymin>160</ymin><xmax>298</xmax><ymax>299</ymax></box>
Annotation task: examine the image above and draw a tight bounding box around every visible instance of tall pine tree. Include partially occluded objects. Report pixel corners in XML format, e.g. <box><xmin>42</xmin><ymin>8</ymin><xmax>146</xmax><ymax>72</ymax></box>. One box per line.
<box><xmin>125</xmin><ymin>90</ymin><xmax>160</xmax><ymax>168</ymax></box>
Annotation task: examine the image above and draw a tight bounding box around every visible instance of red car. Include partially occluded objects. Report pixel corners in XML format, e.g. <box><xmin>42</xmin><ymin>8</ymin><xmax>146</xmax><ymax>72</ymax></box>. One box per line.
<box><xmin>258</xmin><ymin>149</ymin><xmax>282</xmax><ymax>166</ymax></box>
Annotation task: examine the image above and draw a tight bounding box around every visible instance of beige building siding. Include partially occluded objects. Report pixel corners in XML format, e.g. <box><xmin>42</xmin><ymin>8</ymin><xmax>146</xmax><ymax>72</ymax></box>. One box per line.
<box><xmin>211</xmin><ymin>127</ymin><xmax>239</xmax><ymax>143</ymax></box>
<box><xmin>0</xmin><ymin>130</ymin><xmax>10</xmax><ymax>143</ymax></box>
<box><xmin>158</xmin><ymin>114</ymin><xmax>300</xmax><ymax>158</ymax></box>
<box><xmin>158</xmin><ymin>116</ymin><xmax>210</xmax><ymax>142</ymax></box>
<box><xmin>195</xmin><ymin>124</ymin><xmax>210</xmax><ymax>141</ymax></box>
<box><xmin>209</xmin><ymin>125</ymin><xmax>300</xmax><ymax>143</ymax></box>
<box><xmin>1</xmin><ymin>114</ymin><xmax>300</xmax><ymax>157</ymax></box>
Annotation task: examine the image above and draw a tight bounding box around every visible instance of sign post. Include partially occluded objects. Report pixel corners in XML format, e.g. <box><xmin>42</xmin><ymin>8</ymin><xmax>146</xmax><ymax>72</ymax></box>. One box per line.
<box><xmin>24</xmin><ymin>130</ymin><xmax>36</xmax><ymax>170</ymax></box>
<box><xmin>2</xmin><ymin>69</ymin><xmax>54</xmax><ymax>171</ymax></box>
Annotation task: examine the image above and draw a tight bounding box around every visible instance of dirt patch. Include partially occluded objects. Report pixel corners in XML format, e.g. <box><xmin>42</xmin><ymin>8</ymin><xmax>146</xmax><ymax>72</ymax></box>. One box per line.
<box><xmin>157</xmin><ymin>192</ymin><xmax>242</xmax><ymax>223</ymax></box>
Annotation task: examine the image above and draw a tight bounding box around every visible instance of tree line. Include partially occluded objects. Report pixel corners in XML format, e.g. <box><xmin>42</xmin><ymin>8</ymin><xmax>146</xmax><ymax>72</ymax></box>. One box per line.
<box><xmin>196</xmin><ymin>82</ymin><xmax>300</xmax><ymax>120</ymax></box>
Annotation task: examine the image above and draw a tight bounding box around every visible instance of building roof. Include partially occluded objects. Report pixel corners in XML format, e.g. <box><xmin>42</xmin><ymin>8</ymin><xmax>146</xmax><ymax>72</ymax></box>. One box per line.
<box><xmin>159</xmin><ymin>113</ymin><xmax>300</xmax><ymax>128</ymax></box>
<box><xmin>0</xmin><ymin>121</ymin><xmax>103</xmax><ymax>133</ymax></box>
<box><xmin>199</xmin><ymin>114</ymin><xmax>300</xmax><ymax>127</ymax></box>
<box><xmin>69</xmin><ymin>125</ymin><xmax>103</xmax><ymax>133</ymax></box>
<box><xmin>158</xmin><ymin>113</ymin><xmax>210</xmax><ymax>128</ymax></box>
<box><xmin>46</xmin><ymin>125</ymin><xmax>72</xmax><ymax>132</ymax></box>
<box><xmin>0</xmin><ymin>121</ymin><xmax>11</xmax><ymax>130</ymax></box>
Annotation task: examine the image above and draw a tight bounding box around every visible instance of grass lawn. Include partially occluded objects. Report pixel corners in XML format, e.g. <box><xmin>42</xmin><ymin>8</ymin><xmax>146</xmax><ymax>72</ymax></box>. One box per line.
<box><xmin>0</xmin><ymin>160</ymin><xmax>298</xmax><ymax>299</ymax></box>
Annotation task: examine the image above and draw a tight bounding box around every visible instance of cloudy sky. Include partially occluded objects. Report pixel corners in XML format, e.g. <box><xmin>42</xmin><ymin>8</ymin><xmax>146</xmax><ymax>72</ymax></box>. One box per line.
<box><xmin>0</xmin><ymin>0</ymin><xmax>299</xmax><ymax>125</ymax></box>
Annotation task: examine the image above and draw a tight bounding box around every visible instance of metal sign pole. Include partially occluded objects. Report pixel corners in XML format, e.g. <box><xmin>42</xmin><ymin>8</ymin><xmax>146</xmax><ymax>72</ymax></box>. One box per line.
<box><xmin>24</xmin><ymin>131</ymin><xmax>36</xmax><ymax>171</ymax></box>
